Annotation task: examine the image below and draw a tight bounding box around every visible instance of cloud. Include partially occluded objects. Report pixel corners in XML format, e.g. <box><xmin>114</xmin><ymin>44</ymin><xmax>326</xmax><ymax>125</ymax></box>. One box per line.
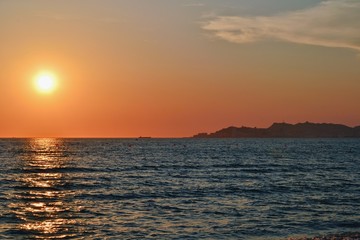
<box><xmin>203</xmin><ymin>0</ymin><xmax>360</xmax><ymax>51</ymax></box>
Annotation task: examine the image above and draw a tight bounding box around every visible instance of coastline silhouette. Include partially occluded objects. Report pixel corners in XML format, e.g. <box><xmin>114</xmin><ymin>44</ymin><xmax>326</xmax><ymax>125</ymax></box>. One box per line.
<box><xmin>193</xmin><ymin>122</ymin><xmax>360</xmax><ymax>138</ymax></box>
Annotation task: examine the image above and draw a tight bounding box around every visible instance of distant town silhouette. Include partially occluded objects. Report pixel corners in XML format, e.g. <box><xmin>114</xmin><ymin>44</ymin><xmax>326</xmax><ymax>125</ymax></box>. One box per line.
<box><xmin>193</xmin><ymin>122</ymin><xmax>360</xmax><ymax>138</ymax></box>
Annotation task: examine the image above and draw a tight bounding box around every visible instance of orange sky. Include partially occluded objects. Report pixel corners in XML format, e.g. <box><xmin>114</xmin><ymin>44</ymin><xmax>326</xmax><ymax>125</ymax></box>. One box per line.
<box><xmin>1</xmin><ymin>0</ymin><xmax>360</xmax><ymax>137</ymax></box>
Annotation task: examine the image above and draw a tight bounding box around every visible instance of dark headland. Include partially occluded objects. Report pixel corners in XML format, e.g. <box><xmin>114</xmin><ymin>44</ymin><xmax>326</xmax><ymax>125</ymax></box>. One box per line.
<box><xmin>193</xmin><ymin>122</ymin><xmax>360</xmax><ymax>138</ymax></box>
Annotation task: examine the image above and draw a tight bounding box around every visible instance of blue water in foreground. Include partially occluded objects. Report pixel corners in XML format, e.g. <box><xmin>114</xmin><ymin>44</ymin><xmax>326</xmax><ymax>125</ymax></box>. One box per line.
<box><xmin>0</xmin><ymin>138</ymin><xmax>359</xmax><ymax>239</ymax></box>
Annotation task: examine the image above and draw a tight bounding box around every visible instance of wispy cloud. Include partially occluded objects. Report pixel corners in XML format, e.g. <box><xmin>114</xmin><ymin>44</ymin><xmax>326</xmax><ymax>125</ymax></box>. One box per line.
<box><xmin>203</xmin><ymin>0</ymin><xmax>360</xmax><ymax>51</ymax></box>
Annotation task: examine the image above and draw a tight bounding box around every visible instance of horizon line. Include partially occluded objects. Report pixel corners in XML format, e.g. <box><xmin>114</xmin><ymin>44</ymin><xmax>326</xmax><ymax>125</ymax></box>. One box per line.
<box><xmin>1</xmin><ymin>121</ymin><xmax>359</xmax><ymax>139</ymax></box>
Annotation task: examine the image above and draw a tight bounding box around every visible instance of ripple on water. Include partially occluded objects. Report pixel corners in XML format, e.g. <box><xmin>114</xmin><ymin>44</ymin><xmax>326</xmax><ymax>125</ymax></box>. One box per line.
<box><xmin>0</xmin><ymin>138</ymin><xmax>359</xmax><ymax>239</ymax></box>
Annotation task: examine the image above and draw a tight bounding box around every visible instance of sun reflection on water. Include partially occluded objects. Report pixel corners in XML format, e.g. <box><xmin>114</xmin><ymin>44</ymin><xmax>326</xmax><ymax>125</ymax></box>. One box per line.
<box><xmin>10</xmin><ymin>138</ymin><xmax>80</xmax><ymax>239</ymax></box>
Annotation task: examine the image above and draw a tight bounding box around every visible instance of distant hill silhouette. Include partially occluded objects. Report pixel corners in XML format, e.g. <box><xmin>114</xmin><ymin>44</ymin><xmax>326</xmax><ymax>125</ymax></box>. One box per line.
<box><xmin>193</xmin><ymin>122</ymin><xmax>360</xmax><ymax>138</ymax></box>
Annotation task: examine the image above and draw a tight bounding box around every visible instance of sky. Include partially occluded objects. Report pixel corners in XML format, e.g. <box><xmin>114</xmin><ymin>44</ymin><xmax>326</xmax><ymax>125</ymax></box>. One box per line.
<box><xmin>1</xmin><ymin>0</ymin><xmax>359</xmax><ymax>138</ymax></box>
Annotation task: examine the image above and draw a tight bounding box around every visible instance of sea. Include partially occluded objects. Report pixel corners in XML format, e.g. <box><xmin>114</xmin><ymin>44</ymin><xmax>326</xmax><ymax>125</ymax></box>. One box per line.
<box><xmin>0</xmin><ymin>138</ymin><xmax>359</xmax><ymax>239</ymax></box>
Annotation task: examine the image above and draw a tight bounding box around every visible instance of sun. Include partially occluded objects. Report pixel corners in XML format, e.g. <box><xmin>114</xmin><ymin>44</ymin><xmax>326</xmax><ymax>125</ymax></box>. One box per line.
<box><xmin>34</xmin><ymin>71</ymin><xmax>57</xmax><ymax>94</ymax></box>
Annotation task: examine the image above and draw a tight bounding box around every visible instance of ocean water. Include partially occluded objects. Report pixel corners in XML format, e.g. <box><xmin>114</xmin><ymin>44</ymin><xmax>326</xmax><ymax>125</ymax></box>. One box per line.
<box><xmin>0</xmin><ymin>138</ymin><xmax>359</xmax><ymax>239</ymax></box>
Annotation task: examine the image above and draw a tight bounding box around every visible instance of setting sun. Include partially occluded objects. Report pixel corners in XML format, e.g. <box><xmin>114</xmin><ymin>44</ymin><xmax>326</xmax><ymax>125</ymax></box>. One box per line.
<box><xmin>34</xmin><ymin>72</ymin><xmax>57</xmax><ymax>94</ymax></box>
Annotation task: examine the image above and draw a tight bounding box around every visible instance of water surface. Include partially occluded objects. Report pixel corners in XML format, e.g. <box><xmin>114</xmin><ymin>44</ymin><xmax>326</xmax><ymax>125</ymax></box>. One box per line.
<box><xmin>0</xmin><ymin>138</ymin><xmax>359</xmax><ymax>239</ymax></box>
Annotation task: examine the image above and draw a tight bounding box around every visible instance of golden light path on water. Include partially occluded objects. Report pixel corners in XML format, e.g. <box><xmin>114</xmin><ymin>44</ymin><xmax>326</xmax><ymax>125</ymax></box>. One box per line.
<box><xmin>10</xmin><ymin>138</ymin><xmax>80</xmax><ymax>239</ymax></box>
